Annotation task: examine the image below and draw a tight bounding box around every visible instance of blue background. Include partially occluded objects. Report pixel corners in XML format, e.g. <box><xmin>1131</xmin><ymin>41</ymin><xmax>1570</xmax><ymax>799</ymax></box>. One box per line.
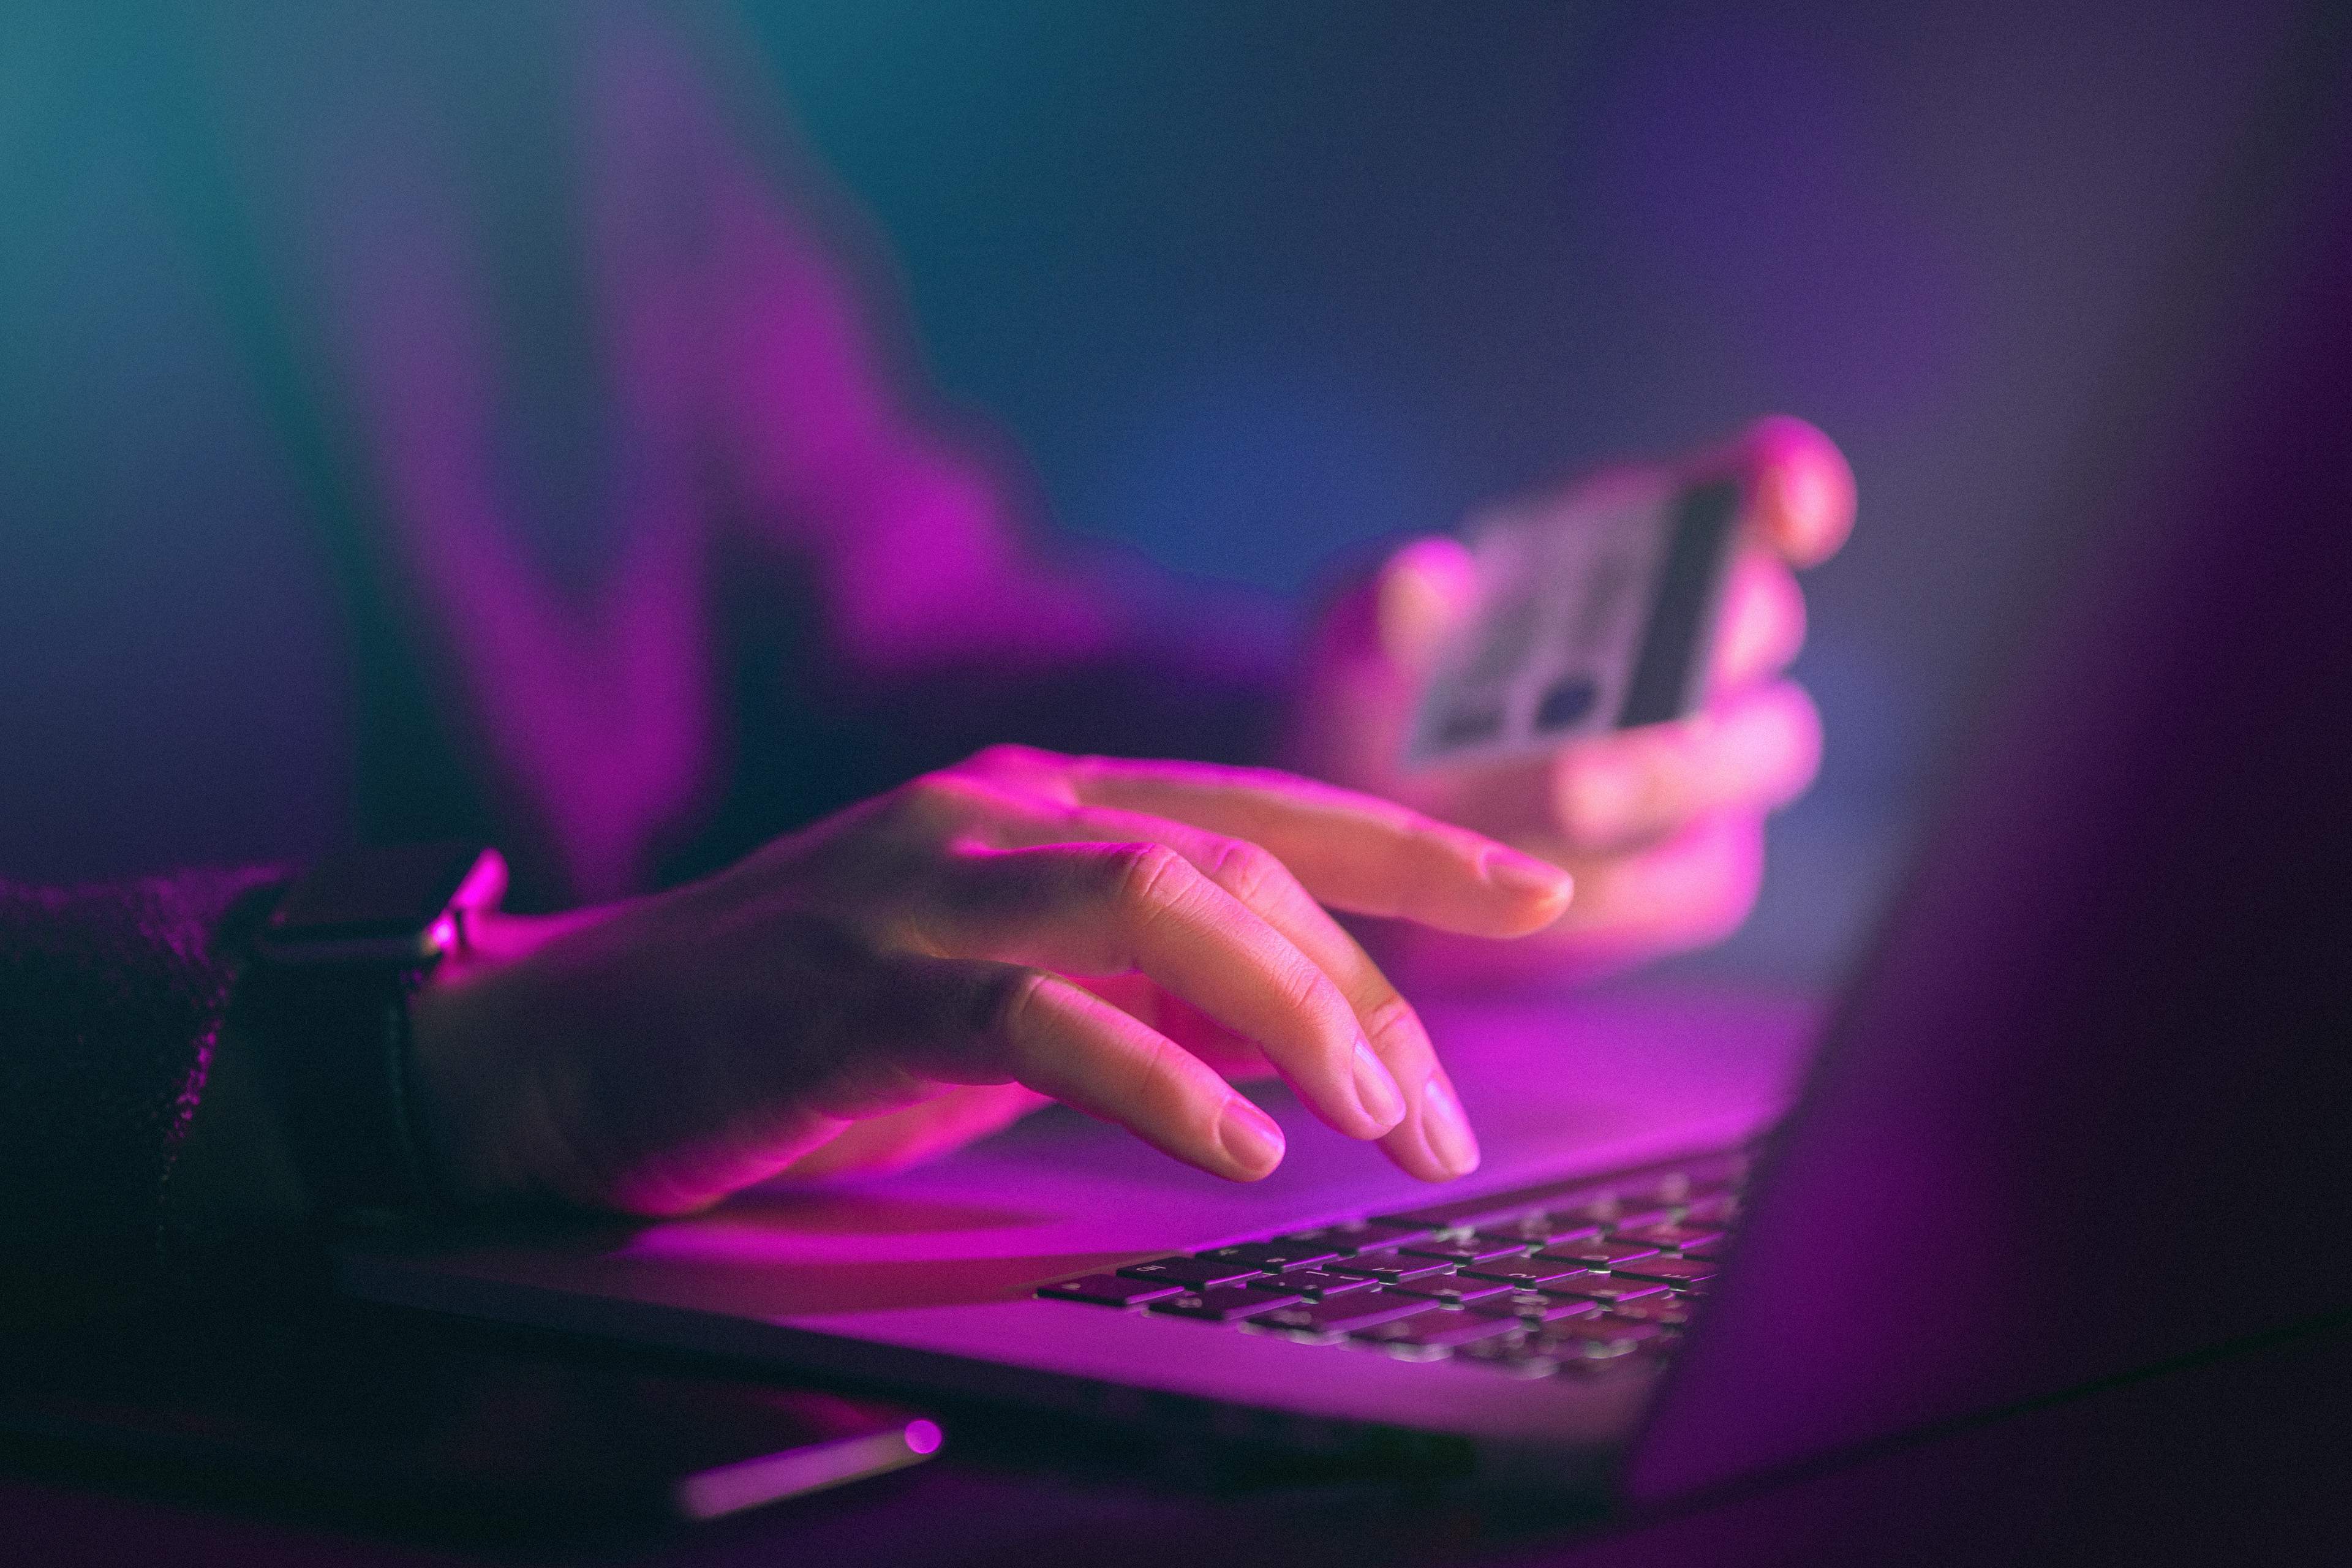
<box><xmin>0</xmin><ymin>0</ymin><xmax>2297</xmax><ymax>986</ymax></box>
<box><xmin>744</xmin><ymin>0</ymin><xmax>2297</xmax><ymax>982</ymax></box>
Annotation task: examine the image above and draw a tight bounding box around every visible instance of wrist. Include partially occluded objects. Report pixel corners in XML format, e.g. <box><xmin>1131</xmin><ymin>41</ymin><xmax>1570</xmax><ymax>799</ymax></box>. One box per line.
<box><xmin>236</xmin><ymin>844</ymin><xmax>518</xmax><ymax>1220</ymax></box>
<box><xmin>404</xmin><ymin>905</ymin><xmax>609</xmax><ymax>1209</ymax></box>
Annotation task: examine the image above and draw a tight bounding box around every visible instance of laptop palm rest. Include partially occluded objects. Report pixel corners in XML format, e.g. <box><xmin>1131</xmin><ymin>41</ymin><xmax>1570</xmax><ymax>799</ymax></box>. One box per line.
<box><xmin>343</xmin><ymin>986</ymin><xmax>1813</xmax><ymax>1354</ymax></box>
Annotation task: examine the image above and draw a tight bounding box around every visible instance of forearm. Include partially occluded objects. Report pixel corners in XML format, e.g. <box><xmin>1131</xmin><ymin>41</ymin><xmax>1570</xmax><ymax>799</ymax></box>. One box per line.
<box><xmin>702</xmin><ymin>150</ymin><xmax>1296</xmax><ymax>791</ymax></box>
<box><xmin>678</xmin><ymin>453</ymin><xmax>1298</xmax><ymax>877</ymax></box>
<box><xmin>751</xmin><ymin>441</ymin><xmax>1294</xmax><ymax>762</ymax></box>
<box><xmin>673</xmin><ymin>564</ymin><xmax>1294</xmax><ymax>884</ymax></box>
<box><xmin>840</xmin><ymin>588</ymin><xmax>1294</xmax><ymax>771</ymax></box>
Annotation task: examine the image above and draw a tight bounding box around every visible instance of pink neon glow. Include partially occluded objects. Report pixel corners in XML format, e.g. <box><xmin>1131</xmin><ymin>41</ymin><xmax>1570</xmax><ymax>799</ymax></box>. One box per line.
<box><xmin>902</xmin><ymin>1419</ymin><xmax>943</xmax><ymax>1456</ymax></box>
<box><xmin>299</xmin><ymin>9</ymin><xmax>1195</xmax><ymax>905</ymax></box>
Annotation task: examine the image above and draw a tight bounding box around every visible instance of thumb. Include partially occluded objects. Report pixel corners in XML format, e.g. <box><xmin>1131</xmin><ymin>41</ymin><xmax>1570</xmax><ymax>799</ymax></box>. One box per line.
<box><xmin>1373</xmin><ymin>535</ymin><xmax>1479</xmax><ymax>676</ymax></box>
<box><xmin>1291</xmin><ymin>534</ymin><xmax>1477</xmax><ymax>791</ymax></box>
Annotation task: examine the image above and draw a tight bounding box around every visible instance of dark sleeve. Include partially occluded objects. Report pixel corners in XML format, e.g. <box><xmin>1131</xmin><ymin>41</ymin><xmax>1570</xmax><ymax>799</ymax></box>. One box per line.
<box><xmin>658</xmin><ymin>532</ymin><xmax>1293</xmax><ymax>886</ymax></box>
<box><xmin>0</xmin><ymin>869</ymin><xmax>288</xmax><ymax>1265</ymax></box>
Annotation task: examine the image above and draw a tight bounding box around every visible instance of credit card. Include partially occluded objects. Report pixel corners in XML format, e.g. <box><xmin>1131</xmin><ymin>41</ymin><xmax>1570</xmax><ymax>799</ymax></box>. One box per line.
<box><xmin>1405</xmin><ymin>477</ymin><xmax>1743</xmax><ymax>768</ymax></box>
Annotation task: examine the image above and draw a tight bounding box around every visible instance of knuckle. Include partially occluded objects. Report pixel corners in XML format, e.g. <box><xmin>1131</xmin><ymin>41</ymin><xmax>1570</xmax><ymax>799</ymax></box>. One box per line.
<box><xmin>973</xmin><ymin>965</ymin><xmax>1054</xmax><ymax>1052</ymax></box>
<box><xmin>891</xmin><ymin>772</ymin><xmax>992</xmax><ymax>834</ymax></box>
<box><xmin>1106</xmin><ymin>842</ymin><xmax>1193</xmax><ymax>915</ymax></box>
<box><xmin>1358</xmin><ymin>991</ymin><xmax>1425</xmax><ymax>1060</ymax></box>
<box><xmin>1270</xmin><ymin>952</ymin><xmax>1338</xmax><ymax>1025</ymax></box>
<box><xmin>964</xmin><ymin>743</ymin><xmax>1080</xmax><ymax>805</ymax></box>
<box><xmin>1205</xmin><ymin>838</ymin><xmax>1287</xmax><ymax>908</ymax></box>
<box><xmin>962</xmin><ymin>742</ymin><xmax>1054</xmax><ymax>777</ymax></box>
<box><xmin>1119</xmin><ymin>1029</ymin><xmax>1192</xmax><ymax>1121</ymax></box>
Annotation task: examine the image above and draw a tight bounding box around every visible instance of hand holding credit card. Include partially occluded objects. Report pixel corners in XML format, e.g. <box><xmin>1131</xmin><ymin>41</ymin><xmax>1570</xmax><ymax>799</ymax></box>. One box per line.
<box><xmin>1286</xmin><ymin>415</ymin><xmax>1853</xmax><ymax>984</ymax></box>
<box><xmin>1407</xmin><ymin>477</ymin><xmax>1744</xmax><ymax>769</ymax></box>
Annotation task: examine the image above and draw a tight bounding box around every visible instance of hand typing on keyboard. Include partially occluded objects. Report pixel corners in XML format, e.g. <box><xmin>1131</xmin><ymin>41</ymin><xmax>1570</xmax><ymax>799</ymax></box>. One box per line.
<box><xmin>404</xmin><ymin>747</ymin><xmax>1572</xmax><ymax>1215</ymax></box>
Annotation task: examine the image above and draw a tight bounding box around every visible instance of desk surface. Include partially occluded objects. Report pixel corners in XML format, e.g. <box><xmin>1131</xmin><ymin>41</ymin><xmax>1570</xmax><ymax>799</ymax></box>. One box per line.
<box><xmin>12</xmin><ymin>1315</ymin><xmax>2352</xmax><ymax>1568</ymax></box>
<box><xmin>9</xmin><ymin>981</ymin><xmax>2342</xmax><ymax>1566</ymax></box>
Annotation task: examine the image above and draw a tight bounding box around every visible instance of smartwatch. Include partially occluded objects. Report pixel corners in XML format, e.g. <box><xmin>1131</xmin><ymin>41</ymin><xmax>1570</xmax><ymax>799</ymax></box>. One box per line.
<box><xmin>240</xmin><ymin>843</ymin><xmax>507</xmax><ymax>1218</ymax></box>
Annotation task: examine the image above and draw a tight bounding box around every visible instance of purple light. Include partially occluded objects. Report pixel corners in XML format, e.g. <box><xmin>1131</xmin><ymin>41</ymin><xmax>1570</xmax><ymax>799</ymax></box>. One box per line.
<box><xmin>903</xmin><ymin>1419</ymin><xmax>943</xmax><ymax>1456</ymax></box>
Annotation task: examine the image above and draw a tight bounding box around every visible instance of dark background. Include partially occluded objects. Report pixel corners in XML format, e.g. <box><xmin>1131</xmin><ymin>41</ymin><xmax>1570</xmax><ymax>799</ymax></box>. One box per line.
<box><xmin>741</xmin><ymin>0</ymin><xmax>2296</xmax><ymax>983</ymax></box>
<box><xmin>0</xmin><ymin>0</ymin><xmax>2299</xmax><ymax>985</ymax></box>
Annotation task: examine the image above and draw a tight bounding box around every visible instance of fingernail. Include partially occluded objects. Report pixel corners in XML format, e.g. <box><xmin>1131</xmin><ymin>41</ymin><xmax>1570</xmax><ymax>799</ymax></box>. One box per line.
<box><xmin>1480</xmin><ymin>847</ymin><xmax>1574</xmax><ymax>903</ymax></box>
<box><xmin>1352</xmin><ymin>1038</ymin><xmax>1406</xmax><ymax>1133</ymax></box>
<box><xmin>1217</xmin><ymin>1096</ymin><xmax>1286</xmax><ymax>1178</ymax></box>
<box><xmin>1419</xmin><ymin>1074</ymin><xmax>1480</xmax><ymax>1178</ymax></box>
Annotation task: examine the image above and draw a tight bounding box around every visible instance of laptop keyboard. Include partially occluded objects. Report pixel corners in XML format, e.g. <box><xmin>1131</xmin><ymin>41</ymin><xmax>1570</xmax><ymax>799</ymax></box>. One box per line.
<box><xmin>1036</xmin><ymin>1152</ymin><xmax>1744</xmax><ymax>1379</ymax></box>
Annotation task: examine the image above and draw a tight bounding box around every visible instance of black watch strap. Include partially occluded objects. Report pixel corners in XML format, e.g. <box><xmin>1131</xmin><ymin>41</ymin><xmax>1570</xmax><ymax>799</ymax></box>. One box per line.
<box><xmin>237</xmin><ymin>843</ymin><xmax>502</xmax><ymax>1218</ymax></box>
<box><xmin>241</xmin><ymin>959</ymin><xmax>437</xmax><ymax>1215</ymax></box>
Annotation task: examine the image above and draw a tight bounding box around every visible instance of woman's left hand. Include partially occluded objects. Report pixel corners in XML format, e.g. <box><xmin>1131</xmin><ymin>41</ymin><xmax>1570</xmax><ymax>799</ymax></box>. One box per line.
<box><xmin>1287</xmin><ymin>416</ymin><xmax>1855</xmax><ymax>986</ymax></box>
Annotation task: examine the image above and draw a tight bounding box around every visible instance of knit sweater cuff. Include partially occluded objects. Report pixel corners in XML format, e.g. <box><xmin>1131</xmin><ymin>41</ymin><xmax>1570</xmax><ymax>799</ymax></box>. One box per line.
<box><xmin>0</xmin><ymin>867</ymin><xmax>290</xmax><ymax>1263</ymax></box>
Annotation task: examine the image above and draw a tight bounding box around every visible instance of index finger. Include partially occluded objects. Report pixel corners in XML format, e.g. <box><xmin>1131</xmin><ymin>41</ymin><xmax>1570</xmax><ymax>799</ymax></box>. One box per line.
<box><xmin>1061</xmin><ymin>756</ymin><xmax>1573</xmax><ymax>937</ymax></box>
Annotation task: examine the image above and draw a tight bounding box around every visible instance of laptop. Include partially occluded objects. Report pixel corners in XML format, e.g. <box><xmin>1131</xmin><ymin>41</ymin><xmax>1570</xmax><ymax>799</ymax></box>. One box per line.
<box><xmin>341</xmin><ymin>17</ymin><xmax>2352</xmax><ymax>1505</ymax></box>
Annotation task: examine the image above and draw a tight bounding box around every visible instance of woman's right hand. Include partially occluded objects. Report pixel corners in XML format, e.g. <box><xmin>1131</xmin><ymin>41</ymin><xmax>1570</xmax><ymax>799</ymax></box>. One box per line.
<box><xmin>405</xmin><ymin>745</ymin><xmax>1574</xmax><ymax>1217</ymax></box>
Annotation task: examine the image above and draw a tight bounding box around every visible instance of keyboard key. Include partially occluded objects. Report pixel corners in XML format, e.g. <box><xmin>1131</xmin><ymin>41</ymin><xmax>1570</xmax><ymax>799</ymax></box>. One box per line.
<box><xmin>1469</xmin><ymin>1212</ymin><xmax>1551</xmax><ymax>1242</ymax></box>
<box><xmin>1469</xmin><ymin>1210</ymin><xmax>1600</xmax><ymax>1247</ymax></box>
<box><xmin>1396</xmin><ymin>1238</ymin><xmax>1528</xmax><ymax>1265</ymax></box>
<box><xmin>1150</xmin><ymin>1283</ymin><xmax>1305</xmax><ymax>1322</ymax></box>
<box><xmin>1608</xmin><ymin>1294</ymin><xmax>1692</xmax><ymax>1326</ymax></box>
<box><xmin>1254</xmin><ymin>1267</ymin><xmax>1374</xmax><ymax>1300</ymax></box>
<box><xmin>1466</xmin><ymin>1291</ymin><xmax>1603</xmax><ymax>1324</ymax></box>
<box><xmin>1648</xmin><ymin>1170</ymin><xmax>1719</xmax><ymax>1201</ymax></box>
<box><xmin>1117</xmin><ymin>1257</ymin><xmax>1264</xmax><ymax>1291</ymax></box>
<box><xmin>1324</xmin><ymin>1257</ymin><xmax>1453</xmax><ymax>1285</ymax></box>
<box><xmin>1457</xmin><ymin>1256</ymin><xmax>1586</xmax><ymax>1288</ymax></box>
<box><xmin>1036</xmin><ymin>1274</ymin><xmax>1185</xmax><ymax>1308</ymax></box>
<box><xmin>1611</xmin><ymin>1257</ymin><xmax>1717</xmax><ymax>1286</ymax></box>
<box><xmin>1453</xmin><ymin>1331</ymin><xmax>1566</xmax><ymax>1376</ymax></box>
<box><xmin>1608</xmin><ymin>1173</ymin><xmax>1728</xmax><ymax>1220</ymax></box>
<box><xmin>1387</xmin><ymin>1271</ymin><xmax>1512</xmax><ymax>1305</ymax></box>
<box><xmin>1365</xmin><ymin>1156</ymin><xmax>1744</xmax><ymax>1233</ymax></box>
<box><xmin>1243</xmin><ymin>1287</ymin><xmax>1433</xmax><ymax>1338</ymax></box>
<box><xmin>1557</xmin><ymin>1348</ymin><xmax>1673</xmax><ymax>1378</ymax></box>
<box><xmin>1532</xmin><ymin>1271</ymin><xmax>1668</xmax><ymax>1303</ymax></box>
<box><xmin>1350</xmin><ymin>1308</ymin><xmax>1525</xmax><ymax>1352</ymax></box>
<box><xmin>1196</xmin><ymin>1240</ymin><xmax>1340</xmax><ymax>1272</ymax></box>
<box><xmin>1681</xmin><ymin>1241</ymin><xmax>1725</xmax><ymax>1262</ymax></box>
<box><xmin>1532</xmin><ymin>1239</ymin><xmax>1660</xmax><ymax>1268</ymax></box>
<box><xmin>1608</xmin><ymin>1223</ymin><xmax>1724</xmax><ymax>1252</ymax></box>
<box><xmin>1546</xmin><ymin>1313</ymin><xmax>1667</xmax><ymax>1352</ymax></box>
<box><xmin>1496</xmin><ymin>1217</ymin><xmax>1605</xmax><ymax>1247</ymax></box>
<box><xmin>1370</xmin><ymin>1176</ymin><xmax>1597</xmax><ymax>1231</ymax></box>
<box><xmin>1272</xmin><ymin>1219</ymin><xmax>1431</xmax><ymax>1255</ymax></box>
